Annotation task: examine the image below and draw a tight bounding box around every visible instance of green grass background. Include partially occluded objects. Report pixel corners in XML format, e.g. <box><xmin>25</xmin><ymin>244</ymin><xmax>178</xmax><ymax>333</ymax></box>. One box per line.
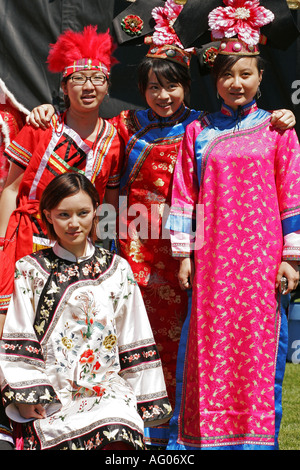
<box><xmin>279</xmin><ymin>362</ymin><xmax>300</xmax><ymax>450</ymax></box>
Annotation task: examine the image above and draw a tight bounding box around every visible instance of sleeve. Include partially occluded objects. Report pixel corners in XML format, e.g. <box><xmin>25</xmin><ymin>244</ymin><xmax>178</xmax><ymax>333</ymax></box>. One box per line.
<box><xmin>282</xmin><ymin>230</ymin><xmax>300</xmax><ymax>261</ymax></box>
<box><xmin>108</xmin><ymin>110</ymin><xmax>137</xmax><ymax>181</ymax></box>
<box><xmin>166</xmin><ymin>122</ymin><xmax>201</xmax><ymax>257</ymax></box>
<box><xmin>108</xmin><ymin>112</ymin><xmax>125</xmax><ymax>134</ymax></box>
<box><xmin>274</xmin><ymin>128</ymin><xmax>300</xmax><ymax>261</ymax></box>
<box><xmin>0</xmin><ymin>258</ymin><xmax>61</xmax><ymax>421</ymax></box>
<box><xmin>4</xmin><ymin>124</ymin><xmax>42</xmax><ymax>170</ymax></box>
<box><xmin>108</xmin><ymin>110</ymin><xmax>132</xmax><ymax>146</ymax></box>
<box><xmin>114</xmin><ymin>258</ymin><xmax>172</xmax><ymax>427</ymax></box>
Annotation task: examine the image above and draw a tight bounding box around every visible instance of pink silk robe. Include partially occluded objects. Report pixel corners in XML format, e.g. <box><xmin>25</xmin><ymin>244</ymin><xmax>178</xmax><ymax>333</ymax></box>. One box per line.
<box><xmin>168</xmin><ymin>101</ymin><xmax>300</xmax><ymax>448</ymax></box>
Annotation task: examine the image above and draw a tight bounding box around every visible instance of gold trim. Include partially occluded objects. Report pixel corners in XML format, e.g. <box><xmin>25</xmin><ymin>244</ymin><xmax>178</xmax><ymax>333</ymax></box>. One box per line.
<box><xmin>174</xmin><ymin>0</ymin><xmax>188</xmax><ymax>4</ymax></box>
<box><xmin>287</xmin><ymin>0</ymin><xmax>300</xmax><ymax>9</ymax></box>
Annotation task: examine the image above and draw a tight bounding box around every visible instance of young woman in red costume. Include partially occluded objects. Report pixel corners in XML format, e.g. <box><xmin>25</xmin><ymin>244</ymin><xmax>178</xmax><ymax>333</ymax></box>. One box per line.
<box><xmin>0</xmin><ymin>26</ymin><xmax>123</xmax><ymax>264</ymax></box>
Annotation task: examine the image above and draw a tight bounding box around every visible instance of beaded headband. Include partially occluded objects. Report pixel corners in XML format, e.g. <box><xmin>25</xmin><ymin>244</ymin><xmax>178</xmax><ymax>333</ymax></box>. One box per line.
<box><xmin>62</xmin><ymin>59</ymin><xmax>109</xmax><ymax>78</ymax></box>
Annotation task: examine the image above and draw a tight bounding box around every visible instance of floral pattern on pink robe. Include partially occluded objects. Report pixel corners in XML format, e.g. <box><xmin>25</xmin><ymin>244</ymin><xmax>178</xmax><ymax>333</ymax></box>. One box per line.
<box><xmin>168</xmin><ymin>101</ymin><xmax>300</xmax><ymax>448</ymax></box>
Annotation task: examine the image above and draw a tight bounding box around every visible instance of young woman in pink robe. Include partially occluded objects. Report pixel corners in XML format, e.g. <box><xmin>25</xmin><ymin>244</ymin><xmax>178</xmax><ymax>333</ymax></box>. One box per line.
<box><xmin>167</xmin><ymin>51</ymin><xmax>300</xmax><ymax>449</ymax></box>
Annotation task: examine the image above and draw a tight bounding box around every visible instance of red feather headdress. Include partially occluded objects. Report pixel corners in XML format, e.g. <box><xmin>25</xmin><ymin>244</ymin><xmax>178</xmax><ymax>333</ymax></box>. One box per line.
<box><xmin>47</xmin><ymin>25</ymin><xmax>118</xmax><ymax>78</ymax></box>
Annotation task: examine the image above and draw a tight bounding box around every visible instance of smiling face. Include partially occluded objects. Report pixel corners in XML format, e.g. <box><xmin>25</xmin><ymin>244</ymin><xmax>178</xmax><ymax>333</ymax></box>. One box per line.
<box><xmin>62</xmin><ymin>70</ymin><xmax>109</xmax><ymax>113</ymax></box>
<box><xmin>43</xmin><ymin>190</ymin><xmax>96</xmax><ymax>258</ymax></box>
<box><xmin>216</xmin><ymin>56</ymin><xmax>263</xmax><ymax>111</ymax></box>
<box><xmin>144</xmin><ymin>69</ymin><xmax>185</xmax><ymax>117</ymax></box>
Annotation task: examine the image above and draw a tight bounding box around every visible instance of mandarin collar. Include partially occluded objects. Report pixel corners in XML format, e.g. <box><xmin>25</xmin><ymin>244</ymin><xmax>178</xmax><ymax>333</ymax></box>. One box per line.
<box><xmin>221</xmin><ymin>100</ymin><xmax>258</xmax><ymax>119</ymax></box>
<box><xmin>52</xmin><ymin>239</ymin><xmax>95</xmax><ymax>262</ymax></box>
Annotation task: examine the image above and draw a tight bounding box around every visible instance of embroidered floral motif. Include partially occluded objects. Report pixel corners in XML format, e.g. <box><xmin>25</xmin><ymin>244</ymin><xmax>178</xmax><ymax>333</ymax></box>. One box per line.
<box><xmin>121</xmin><ymin>15</ymin><xmax>144</xmax><ymax>36</ymax></box>
<box><xmin>61</xmin><ymin>336</ymin><xmax>74</xmax><ymax>350</ymax></box>
<box><xmin>128</xmin><ymin>238</ymin><xmax>145</xmax><ymax>263</ymax></box>
<box><xmin>1</xmin><ymin>342</ymin><xmax>22</xmax><ymax>352</ymax></box>
<box><xmin>103</xmin><ymin>334</ymin><xmax>117</xmax><ymax>351</ymax></box>
<box><xmin>154</xmin><ymin>178</ymin><xmax>165</xmax><ymax>187</ymax></box>
<box><xmin>121</xmin><ymin>352</ymin><xmax>141</xmax><ymax>364</ymax></box>
<box><xmin>80</xmin><ymin>348</ymin><xmax>96</xmax><ymax>364</ymax></box>
<box><xmin>3</xmin><ymin>387</ymin><xmax>55</xmax><ymax>406</ymax></box>
<box><xmin>73</xmin><ymin>290</ymin><xmax>106</xmax><ymax>339</ymax></box>
<box><xmin>203</xmin><ymin>46</ymin><xmax>218</xmax><ymax>68</ymax></box>
<box><xmin>140</xmin><ymin>403</ymin><xmax>168</xmax><ymax>421</ymax></box>
<box><xmin>57</xmin><ymin>265</ymin><xmax>79</xmax><ymax>283</ymax></box>
<box><xmin>142</xmin><ymin>349</ymin><xmax>157</xmax><ymax>359</ymax></box>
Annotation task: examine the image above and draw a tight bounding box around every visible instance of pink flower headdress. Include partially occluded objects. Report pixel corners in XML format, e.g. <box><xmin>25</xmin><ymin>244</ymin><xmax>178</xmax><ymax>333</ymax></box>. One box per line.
<box><xmin>47</xmin><ymin>25</ymin><xmax>118</xmax><ymax>78</ymax></box>
<box><xmin>208</xmin><ymin>0</ymin><xmax>275</xmax><ymax>55</ymax></box>
<box><xmin>145</xmin><ymin>0</ymin><xmax>194</xmax><ymax>68</ymax></box>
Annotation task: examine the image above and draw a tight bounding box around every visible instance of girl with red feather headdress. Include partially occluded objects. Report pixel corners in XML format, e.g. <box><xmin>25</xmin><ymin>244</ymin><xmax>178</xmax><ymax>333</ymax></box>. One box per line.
<box><xmin>0</xmin><ymin>25</ymin><xmax>123</xmax><ymax>264</ymax></box>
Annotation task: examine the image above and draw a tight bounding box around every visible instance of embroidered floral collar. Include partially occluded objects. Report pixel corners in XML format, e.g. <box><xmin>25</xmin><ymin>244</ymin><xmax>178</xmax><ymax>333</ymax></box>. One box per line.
<box><xmin>147</xmin><ymin>103</ymin><xmax>188</xmax><ymax>124</ymax></box>
<box><xmin>221</xmin><ymin>99</ymin><xmax>258</xmax><ymax>119</ymax></box>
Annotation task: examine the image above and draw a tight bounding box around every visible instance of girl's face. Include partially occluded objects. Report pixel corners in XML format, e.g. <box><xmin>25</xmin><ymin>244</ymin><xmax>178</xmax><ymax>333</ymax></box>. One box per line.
<box><xmin>44</xmin><ymin>190</ymin><xmax>96</xmax><ymax>258</ymax></box>
<box><xmin>62</xmin><ymin>70</ymin><xmax>109</xmax><ymax>114</ymax></box>
<box><xmin>145</xmin><ymin>70</ymin><xmax>185</xmax><ymax>117</ymax></box>
<box><xmin>216</xmin><ymin>57</ymin><xmax>262</xmax><ymax>111</ymax></box>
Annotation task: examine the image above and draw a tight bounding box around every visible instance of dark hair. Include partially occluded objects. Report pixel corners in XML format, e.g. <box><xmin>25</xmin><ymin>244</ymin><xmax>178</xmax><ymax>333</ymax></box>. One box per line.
<box><xmin>212</xmin><ymin>54</ymin><xmax>265</xmax><ymax>84</ymax></box>
<box><xmin>138</xmin><ymin>56</ymin><xmax>191</xmax><ymax>104</ymax></box>
<box><xmin>40</xmin><ymin>172</ymin><xmax>100</xmax><ymax>241</ymax></box>
<box><xmin>61</xmin><ymin>77</ymin><xmax>71</xmax><ymax>109</ymax></box>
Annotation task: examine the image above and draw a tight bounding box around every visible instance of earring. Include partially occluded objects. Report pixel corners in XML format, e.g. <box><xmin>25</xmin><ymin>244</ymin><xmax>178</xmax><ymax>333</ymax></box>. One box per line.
<box><xmin>217</xmin><ymin>92</ymin><xmax>220</xmax><ymax>99</ymax></box>
<box><xmin>256</xmin><ymin>86</ymin><xmax>261</xmax><ymax>100</ymax></box>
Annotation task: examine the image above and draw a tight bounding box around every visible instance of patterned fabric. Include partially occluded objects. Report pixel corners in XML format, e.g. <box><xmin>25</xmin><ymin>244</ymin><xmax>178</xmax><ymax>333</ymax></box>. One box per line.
<box><xmin>0</xmin><ymin>244</ymin><xmax>171</xmax><ymax>450</ymax></box>
<box><xmin>0</xmin><ymin>399</ymin><xmax>12</xmax><ymax>441</ymax></box>
<box><xmin>168</xmin><ymin>100</ymin><xmax>300</xmax><ymax>449</ymax></box>
<box><xmin>0</xmin><ymin>252</ymin><xmax>14</xmax><ymax>444</ymax></box>
<box><xmin>0</xmin><ymin>252</ymin><xmax>14</xmax><ymax>316</ymax></box>
<box><xmin>110</xmin><ymin>105</ymin><xmax>203</xmax><ymax>446</ymax></box>
<box><xmin>3</xmin><ymin>115</ymin><xmax>123</xmax><ymax>263</ymax></box>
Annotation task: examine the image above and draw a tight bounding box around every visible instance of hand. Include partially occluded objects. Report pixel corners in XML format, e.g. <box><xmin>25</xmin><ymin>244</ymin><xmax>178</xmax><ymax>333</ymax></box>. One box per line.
<box><xmin>26</xmin><ymin>104</ymin><xmax>55</xmax><ymax>129</ymax></box>
<box><xmin>270</xmin><ymin>109</ymin><xmax>296</xmax><ymax>130</ymax></box>
<box><xmin>178</xmin><ymin>257</ymin><xmax>194</xmax><ymax>290</ymax></box>
<box><xmin>276</xmin><ymin>260</ymin><xmax>299</xmax><ymax>294</ymax></box>
<box><xmin>16</xmin><ymin>403</ymin><xmax>47</xmax><ymax>420</ymax></box>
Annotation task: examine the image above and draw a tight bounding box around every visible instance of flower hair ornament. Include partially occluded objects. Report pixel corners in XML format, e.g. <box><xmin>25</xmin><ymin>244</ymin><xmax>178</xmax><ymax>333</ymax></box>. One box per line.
<box><xmin>47</xmin><ymin>25</ymin><xmax>118</xmax><ymax>78</ymax></box>
<box><xmin>145</xmin><ymin>0</ymin><xmax>195</xmax><ymax>68</ymax></box>
<box><xmin>208</xmin><ymin>0</ymin><xmax>275</xmax><ymax>56</ymax></box>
